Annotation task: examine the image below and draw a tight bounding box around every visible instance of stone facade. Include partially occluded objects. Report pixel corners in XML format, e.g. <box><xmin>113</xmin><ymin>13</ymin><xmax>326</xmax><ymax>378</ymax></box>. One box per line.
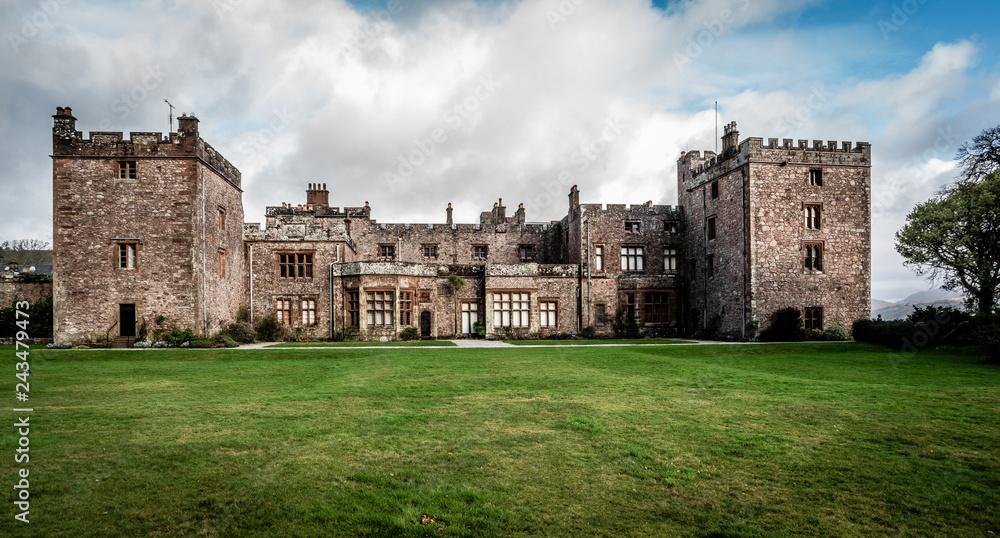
<box><xmin>51</xmin><ymin>108</ymin><xmax>244</xmax><ymax>342</ymax></box>
<box><xmin>52</xmin><ymin>109</ymin><xmax>870</xmax><ymax>342</ymax></box>
<box><xmin>677</xmin><ymin>123</ymin><xmax>871</xmax><ymax>337</ymax></box>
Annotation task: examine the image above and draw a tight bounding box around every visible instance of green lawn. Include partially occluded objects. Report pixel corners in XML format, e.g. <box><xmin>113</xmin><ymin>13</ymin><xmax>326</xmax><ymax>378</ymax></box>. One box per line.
<box><xmin>1</xmin><ymin>343</ymin><xmax>998</xmax><ymax>536</ymax></box>
<box><xmin>271</xmin><ymin>340</ymin><xmax>458</xmax><ymax>348</ymax></box>
<box><xmin>504</xmin><ymin>338</ymin><xmax>696</xmax><ymax>345</ymax></box>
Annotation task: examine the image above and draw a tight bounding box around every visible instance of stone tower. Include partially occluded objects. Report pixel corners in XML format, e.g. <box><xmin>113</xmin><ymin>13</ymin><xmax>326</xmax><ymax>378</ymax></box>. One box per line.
<box><xmin>677</xmin><ymin>122</ymin><xmax>871</xmax><ymax>337</ymax></box>
<box><xmin>51</xmin><ymin>107</ymin><xmax>245</xmax><ymax>342</ymax></box>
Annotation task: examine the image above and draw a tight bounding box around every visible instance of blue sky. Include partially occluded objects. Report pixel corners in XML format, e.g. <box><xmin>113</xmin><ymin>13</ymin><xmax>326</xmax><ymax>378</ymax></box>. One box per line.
<box><xmin>1</xmin><ymin>0</ymin><xmax>999</xmax><ymax>302</ymax></box>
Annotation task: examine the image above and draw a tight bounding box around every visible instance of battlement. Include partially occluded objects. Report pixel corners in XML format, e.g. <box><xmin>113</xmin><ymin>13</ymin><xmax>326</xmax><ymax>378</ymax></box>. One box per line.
<box><xmin>578</xmin><ymin>202</ymin><xmax>682</xmax><ymax>216</ymax></box>
<box><xmin>750</xmin><ymin>136</ymin><xmax>871</xmax><ymax>153</ymax></box>
<box><xmin>52</xmin><ymin>107</ymin><xmax>241</xmax><ymax>187</ymax></box>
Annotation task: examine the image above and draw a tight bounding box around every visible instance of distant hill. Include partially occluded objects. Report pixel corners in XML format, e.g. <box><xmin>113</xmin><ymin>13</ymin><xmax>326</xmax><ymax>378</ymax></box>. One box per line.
<box><xmin>871</xmin><ymin>289</ymin><xmax>967</xmax><ymax>321</ymax></box>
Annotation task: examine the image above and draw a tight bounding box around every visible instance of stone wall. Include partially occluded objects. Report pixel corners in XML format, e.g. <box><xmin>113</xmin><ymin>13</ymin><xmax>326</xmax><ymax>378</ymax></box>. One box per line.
<box><xmin>0</xmin><ymin>279</ymin><xmax>52</xmax><ymax>306</ymax></box>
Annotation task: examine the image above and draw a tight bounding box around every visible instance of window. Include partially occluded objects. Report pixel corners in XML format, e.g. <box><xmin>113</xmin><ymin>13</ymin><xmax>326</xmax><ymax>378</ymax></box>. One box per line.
<box><xmin>473</xmin><ymin>245</ymin><xmax>488</xmax><ymax>260</ymax></box>
<box><xmin>539</xmin><ymin>301</ymin><xmax>557</xmax><ymax>327</ymax></box>
<box><xmin>804</xmin><ymin>242</ymin><xmax>823</xmax><ymax>272</ymax></box>
<box><xmin>301</xmin><ymin>298</ymin><xmax>316</xmax><ymax>325</ymax></box>
<box><xmin>118</xmin><ymin>161</ymin><xmax>136</xmax><ymax>180</ymax></box>
<box><xmin>664</xmin><ymin>247</ymin><xmax>678</xmax><ymax>272</ymax></box>
<box><xmin>118</xmin><ymin>242</ymin><xmax>136</xmax><ymax>269</ymax></box>
<box><xmin>711</xmin><ymin>181</ymin><xmax>719</xmax><ymax>199</ymax></box>
<box><xmin>809</xmin><ymin>169</ymin><xmax>823</xmax><ymax>186</ymax></box>
<box><xmin>493</xmin><ymin>292</ymin><xmax>529</xmax><ymax>328</ymax></box>
<box><xmin>804</xmin><ymin>307</ymin><xmax>824</xmax><ymax>330</ymax></box>
<box><xmin>621</xmin><ymin>246</ymin><xmax>644</xmax><ymax>272</ymax></box>
<box><xmin>461</xmin><ymin>301</ymin><xmax>479</xmax><ymax>334</ymax></box>
<box><xmin>625</xmin><ymin>292</ymin><xmax>636</xmax><ymax>322</ymax></box>
<box><xmin>347</xmin><ymin>291</ymin><xmax>360</xmax><ymax>327</ymax></box>
<box><xmin>276</xmin><ymin>298</ymin><xmax>292</xmax><ymax>325</ymax></box>
<box><xmin>594</xmin><ymin>303</ymin><xmax>606</xmax><ymax>325</ymax></box>
<box><xmin>399</xmin><ymin>290</ymin><xmax>413</xmax><ymax>326</ymax></box>
<box><xmin>707</xmin><ymin>254</ymin><xmax>715</xmax><ymax>278</ymax></box>
<box><xmin>218</xmin><ymin>249</ymin><xmax>226</xmax><ymax>277</ymax></box>
<box><xmin>664</xmin><ymin>221</ymin><xmax>679</xmax><ymax>234</ymax></box>
<box><xmin>279</xmin><ymin>253</ymin><xmax>313</xmax><ymax>279</ymax></box>
<box><xmin>218</xmin><ymin>207</ymin><xmax>226</xmax><ymax>230</ymax></box>
<box><xmin>625</xmin><ymin>220</ymin><xmax>641</xmax><ymax>233</ymax></box>
<box><xmin>378</xmin><ymin>244</ymin><xmax>395</xmax><ymax>260</ymax></box>
<box><xmin>594</xmin><ymin>245</ymin><xmax>604</xmax><ymax>271</ymax></box>
<box><xmin>805</xmin><ymin>203</ymin><xmax>822</xmax><ymax>230</ymax></box>
<box><xmin>366</xmin><ymin>290</ymin><xmax>394</xmax><ymax>326</ymax></box>
<box><xmin>643</xmin><ymin>292</ymin><xmax>669</xmax><ymax>323</ymax></box>
<box><xmin>707</xmin><ymin>216</ymin><xmax>717</xmax><ymax>241</ymax></box>
<box><xmin>519</xmin><ymin>244</ymin><xmax>534</xmax><ymax>261</ymax></box>
<box><xmin>422</xmin><ymin>245</ymin><xmax>438</xmax><ymax>260</ymax></box>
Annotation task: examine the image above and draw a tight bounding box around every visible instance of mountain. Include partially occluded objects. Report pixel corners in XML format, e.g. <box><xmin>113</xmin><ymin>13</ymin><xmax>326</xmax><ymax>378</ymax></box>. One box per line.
<box><xmin>871</xmin><ymin>289</ymin><xmax>967</xmax><ymax>321</ymax></box>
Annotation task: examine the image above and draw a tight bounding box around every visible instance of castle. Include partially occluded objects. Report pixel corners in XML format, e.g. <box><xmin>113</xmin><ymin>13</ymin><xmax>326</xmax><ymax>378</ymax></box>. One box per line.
<box><xmin>51</xmin><ymin>108</ymin><xmax>871</xmax><ymax>343</ymax></box>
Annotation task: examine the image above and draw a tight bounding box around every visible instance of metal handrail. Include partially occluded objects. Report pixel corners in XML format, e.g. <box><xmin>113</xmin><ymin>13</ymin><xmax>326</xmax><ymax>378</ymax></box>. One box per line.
<box><xmin>106</xmin><ymin>320</ymin><xmax>119</xmax><ymax>348</ymax></box>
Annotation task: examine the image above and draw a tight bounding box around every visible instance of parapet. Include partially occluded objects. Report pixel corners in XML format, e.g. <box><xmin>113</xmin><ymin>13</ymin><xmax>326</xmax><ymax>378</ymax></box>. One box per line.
<box><xmin>751</xmin><ymin>136</ymin><xmax>870</xmax><ymax>153</ymax></box>
<box><xmin>51</xmin><ymin>107</ymin><xmax>242</xmax><ymax>188</ymax></box>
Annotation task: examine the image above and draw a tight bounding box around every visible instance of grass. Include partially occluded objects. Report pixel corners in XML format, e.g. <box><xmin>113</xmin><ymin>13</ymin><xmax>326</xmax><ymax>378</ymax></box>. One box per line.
<box><xmin>1</xmin><ymin>343</ymin><xmax>998</xmax><ymax>536</ymax></box>
<box><xmin>271</xmin><ymin>340</ymin><xmax>458</xmax><ymax>348</ymax></box>
<box><xmin>504</xmin><ymin>338</ymin><xmax>696</xmax><ymax>345</ymax></box>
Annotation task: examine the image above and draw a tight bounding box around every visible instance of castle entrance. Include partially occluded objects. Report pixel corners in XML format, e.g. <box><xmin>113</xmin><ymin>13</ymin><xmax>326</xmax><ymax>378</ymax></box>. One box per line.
<box><xmin>119</xmin><ymin>304</ymin><xmax>136</xmax><ymax>337</ymax></box>
<box><xmin>420</xmin><ymin>311</ymin><xmax>432</xmax><ymax>337</ymax></box>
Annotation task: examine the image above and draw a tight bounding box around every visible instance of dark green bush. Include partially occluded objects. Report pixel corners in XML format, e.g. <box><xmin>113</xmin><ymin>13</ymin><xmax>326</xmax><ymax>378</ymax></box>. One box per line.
<box><xmin>759</xmin><ymin>308</ymin><xmax>806</xmax><ymax>342</ymax></box>
<box><xmin>253</xmin><ymin>315</ymin><xmax>284</xmax><ymax>342</ymax></box>
<box><xmin>189</xmin><ymin>338</ymin><xmax>214</xmax><ymax>348</ymax></box>
<box><xmin>399</xmin><ymin>327</ymin><xmax>419</xmax><ymax>341</ymax></box>
<box><xmin>0</xmin><ymin>296</ymin><xmax>53</xmax><ymax>338</ymax></box>
<box><xmin>223</xmin><ymin>322</ymin><xmax>255</xmax><ymax>344</ymax></box>
<box><xmin>823</xmin><ymin>325</ymin><xmax>847</xmax><ymax>341</ymax></box>
<box><xmin>215</xmin><ymin>334</ymin><xmax>239</xmax><ymax>348</ymax></box>
<box><xmin>167</xmin><ymin>328</ymin><xmax>195</xmax><ymax>347</ymax></box>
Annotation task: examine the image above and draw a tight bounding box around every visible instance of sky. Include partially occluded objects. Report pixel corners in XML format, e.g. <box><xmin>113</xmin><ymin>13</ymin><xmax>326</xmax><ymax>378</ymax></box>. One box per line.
<box><xmin>2</xmin><ymin>0</ymin><xmax>998</xmax><ymax>303</ymax></box>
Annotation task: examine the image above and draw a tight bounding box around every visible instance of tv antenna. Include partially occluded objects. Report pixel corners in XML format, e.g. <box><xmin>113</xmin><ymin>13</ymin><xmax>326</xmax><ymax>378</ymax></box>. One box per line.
<box><xmin>165</xmin><ymin>100</ymin><xmax>176</xmax><ymax>133</ymax></box>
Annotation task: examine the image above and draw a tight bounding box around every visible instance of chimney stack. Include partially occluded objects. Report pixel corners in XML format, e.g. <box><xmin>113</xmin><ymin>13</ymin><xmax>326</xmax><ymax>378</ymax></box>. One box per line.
<box><xmin>306</xmin><ymin>183</ymin><xmax>329</xmax><ymax>207</ymax></box>
<box><xmin>446</xmin><ymin>203</ymin><xmax>453</xmax><ymax>225</ymax></box>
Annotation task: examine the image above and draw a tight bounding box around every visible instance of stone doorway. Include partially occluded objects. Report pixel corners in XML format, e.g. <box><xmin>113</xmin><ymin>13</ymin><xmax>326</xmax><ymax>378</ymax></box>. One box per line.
<box><xmin>119</xmin><ymin>304</ymin><xmax>136</xmax><ymax>337</ymax></box>
<box><xmin>420</xmin><ymin>311</ymin><xmax>432</xmax><ymax>337</ymax></box>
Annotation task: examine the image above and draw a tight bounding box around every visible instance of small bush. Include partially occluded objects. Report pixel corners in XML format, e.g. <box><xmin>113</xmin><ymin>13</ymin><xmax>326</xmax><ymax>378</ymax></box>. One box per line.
<box><xmin>333</xmin><ymin>331</ymin><xmax>345</xmax><ymax>342</ymax></box>
<box><xmin>759</xmin><ymin>308</ymin><xmax>806</xmax><ymax>342</ymax></box>
<box><xmin>236</xmin><ymin>306</ymin><xmax>251</xmax><ymax>324</ymax></box>
<box><xmin>810</xmin><ymin>328</ymin><xmax>825</xmax><ymax>340</ymax></box>
<box><xmin>215</xmin><ymin>334</ymin><xmax>239</xmax><ymax>348</ymax></box>
<box><xmin>581</xmin><ymin>326</ymin><xmax>595</xmax><ymax>339</ymax></box>
<box><xmin>254</xmin><ymin>315</ymin><xmax>284</xmax><ymax>342</ymax></box>
<box><xmin>133</xmin><ymin>341</ymin><xmax>152</xmax><ymax>348</ymax></box>
<box><xmin>189</xmin><ymin>339</ymin><xmax>214</xmax><ymax>348</ymax></box>
<box><xmin>473</xmin><ymin>321</ymin><xmax>486</xmax><ymax>338</ymax></box>
<box><xmin>823</xmin><ymin>325</ymin><xmax>847</xmax><ymax>341</ymax></box>
<box><xmin>744</xmin><ymin>319</ymin><xmax>760</xmax><ymax>341</ymax></box>
<box><xmin>152</xmin><ymin>341</ymin><xmax>170</xmax><ymax>348</ymax></box>
<box><xmin>46</xmin><ymin>342</ymin><xmax>71</xmax><ymax>349</ymax></box>
<box><xmin>223</xmin><ymin>322</ymin><xmax>255</xmax><ymax>344</ymax></box>
<box><xmin>167</xmin><ymin>328</ymin><xmax>195</xmax><ymax>347</ymax></box>
<box><xmin>399</xmin><ymin>327</ymin><xmax>419</xmax><ymax>341</ymax></box>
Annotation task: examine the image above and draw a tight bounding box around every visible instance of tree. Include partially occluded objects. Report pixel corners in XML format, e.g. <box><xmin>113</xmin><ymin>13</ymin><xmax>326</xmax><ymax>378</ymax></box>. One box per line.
<box><xmin>0</xmin><ymin>239</ymin><xmax>52</xmax><ymax>266</ymax></box>
<box><xmin>895</xmin><ymin>171</ymin><xmax>1000</xmax><ymax>316</ymax></box>
<box><xmin>447</xmin><ymin>274</ymin><xmax>465</xmax><ymax>337</ymax></box>
<box><xmin>956</xmin><ymin>125</ymin><xmax>1000</xmax><ymax>183</ymax></box>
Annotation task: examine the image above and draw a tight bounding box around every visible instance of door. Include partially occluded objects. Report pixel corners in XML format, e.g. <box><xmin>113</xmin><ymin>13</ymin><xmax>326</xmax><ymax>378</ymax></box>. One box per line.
<box><xmin>461</xmin><ymin>302</ymin><xmax>479</xmax><ymax>335</ymax></box>
<box><xmin>420</xmin><ymin>311</ymin><xmax>432</xmax><ymax>337</ymax></box>
<box><xmin>120</xmin><ymin>304</ymin><xmax>136</xmax><ymax>337</ymax></box>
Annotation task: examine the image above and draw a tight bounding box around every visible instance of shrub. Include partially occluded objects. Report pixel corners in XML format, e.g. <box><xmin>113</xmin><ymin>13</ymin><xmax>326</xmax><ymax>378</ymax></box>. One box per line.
<box><xmin>215</xmin><ymin>334</ymin><xmax>239</xmax><ymax>348</ymax></box>
<box><xmin>744</xmin><ymin>320</ymin><xmax>760</xmax><ymax>341</ymax></box>
<box><xmin>236</xmin><ymin>306</ymin><xmax>251</xmax><ymax>323</ymax></box>
<box><xmin>133</xmin><ymin>341</ymin><xmax>152</xmax><ymax>348</ymax></box>
<box><xmin>581</xmin><ymin>326</ymin><xmax>595</xmax><ymax>339</ymax></box>
<box><xmin>906</xmin><ymin>305</ymin><xmax>975</xmax><ymax>346</ymax></box>
<box><xmin>189</xmin><ymin>339</ymin><xmax>214</xmax><ymax>348</ymax></box>
<box><xmin>473</xmin><ymin>321</ymin><xmax>486</xmax><ymax>338</ymax></box>
<box><xmin>823</xmin><ymin>325</ymin><xmax>847</xmax><ymax>341</ymax></box>
<box><xmin>167</xmin><ymin>328</ymin><xmax>195</xmax><ymax>347</ymax></box>
<box><xmin>759</xmin><ymin>308</ymin><xmax>806</xmax><ymax>342</ymax></box>
<box><xmin>810</xmin><ymin>328</ymin><xmax>825</xmax><ymax>340</ymax></box>
<box><xmin>46</xmin><ymin>342</ymin><xmax>71</xmax><ymax>349</ymax></box>
<box><xmin>223</xmin><ymin>322</ymin><xmax>255</xmax><ymax>344</ymax></box>
<box><xmin>254</xmin><ymin>315</ymin><xmax>284</xmax><ymax>342</ymax></box>
<box><xmin>137</xmin><ymin>318</ymin><xmax>148</xmax><ymax>342</ymax></box>
<box><xmin>333</xmin><ymin>331</ymin><xmax>345</xmax><ymax>342</ymax></box>
<box><xmin>152</xmin><ymin>341</ymin><xmax>170</xmax><ymax>348</ymax></box>
<box><xmin>399</xmin><ymin>327</ymin><xmax>419</xmax><ymax>341</ymax></box>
